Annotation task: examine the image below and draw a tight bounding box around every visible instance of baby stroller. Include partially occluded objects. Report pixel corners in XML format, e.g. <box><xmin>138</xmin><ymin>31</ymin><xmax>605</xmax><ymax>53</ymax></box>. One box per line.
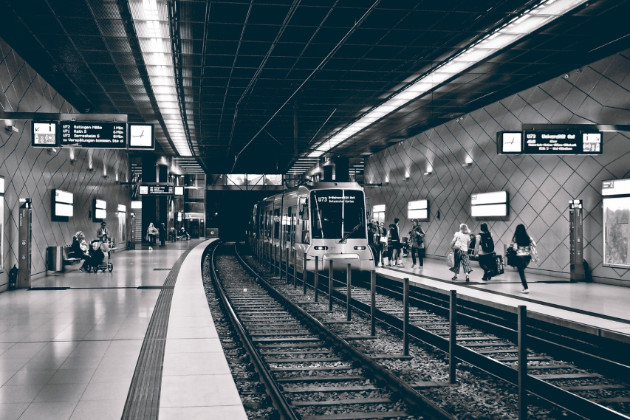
<box><xmin>84</xmin><ymin>239</ymin><xmax>113</xmax><ymax>273</ymax></box>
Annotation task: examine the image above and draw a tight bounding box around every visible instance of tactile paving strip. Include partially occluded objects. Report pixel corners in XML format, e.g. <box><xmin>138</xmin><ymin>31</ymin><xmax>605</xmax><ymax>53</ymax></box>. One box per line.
<box><xmin>121</xmin><ymin>248</ymin><xmax>193</xmax><ymax>420</ymax></box>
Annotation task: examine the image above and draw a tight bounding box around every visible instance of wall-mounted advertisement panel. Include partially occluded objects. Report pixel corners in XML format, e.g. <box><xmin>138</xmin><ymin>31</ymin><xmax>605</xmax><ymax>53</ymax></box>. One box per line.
<box><xmin>60</xmin><ymin>121</ymin><xmax>126</xmax><ymax>148</ymax></box>
<box><xmin>93</xmin><ymin>198</ymin><xmax>107</xmax><ymax>222</ymax></box>
<box><xmin>32</xmin><ymin>122</ymin><xmax>59</xmax><ymax>147</ymax></box>
<box><xmin>603</xmin><ymin>179</ymin><xmax>630</xmax><ymax>268</ymax></box>
<box><xmin>408</xmin><ymin>199</ymin><xmax>429</xmax><ymax>221</ymax></box>
<box><xmin>51</xmin><ymin>189</ymin><xmax>74</xmax><ymax>220</ymax></box>
<box><xmin>471</xmin><ymin>191</ymin><xmax>508</xmax><ymax>218</ymax></box>
<box><xmin>372</xmin><ymin>204</ymin><xmax>386</xmax><ymax>225</ymax></box>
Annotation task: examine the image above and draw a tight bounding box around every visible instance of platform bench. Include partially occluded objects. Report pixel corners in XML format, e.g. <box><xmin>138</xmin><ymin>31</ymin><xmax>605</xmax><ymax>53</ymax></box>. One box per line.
<box><xmin>62</xmin><ymin>246</ymin><xmax>83</xmax><ymax>271</ymax></box>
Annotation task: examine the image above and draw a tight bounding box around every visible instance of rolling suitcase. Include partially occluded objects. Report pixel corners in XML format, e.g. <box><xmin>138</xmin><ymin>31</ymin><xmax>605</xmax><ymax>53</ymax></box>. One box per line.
<box><xmin>491</xmin><ymin>254</ymin><xmax>504</xmax><ymax>277</ymax></box>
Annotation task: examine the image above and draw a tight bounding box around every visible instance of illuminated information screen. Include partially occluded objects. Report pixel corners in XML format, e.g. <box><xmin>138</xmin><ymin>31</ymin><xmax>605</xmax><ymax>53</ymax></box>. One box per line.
<box><xmin>523</xmin><ymin>130</ymin><xmax>602</xmax><ymax>154</ymax></box>
<box><xmin>60</xmin><ymin>121</ymin><xmax>127</xmax><ymax>148</ymax></box>
<box><xmin>140</xmin><ymin>184</ymin><xmax>174</xmax><ymax>195</ymax></box>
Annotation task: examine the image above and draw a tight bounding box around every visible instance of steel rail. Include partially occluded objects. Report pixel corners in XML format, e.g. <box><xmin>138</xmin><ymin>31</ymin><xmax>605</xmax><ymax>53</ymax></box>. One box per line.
<box><xmin>234</xmin><ymin>244</ymin><xmax>454</xmax><ymax>420</ymax></box>
<box><xmin>208</xmin><ymin>241</ymin><xmax>299</xmax><ymax>420</ymax></box>
<box><xmin>317</xmin><ymin>272</ymin><xmax>630</xmax><ymax>420</ymax></box>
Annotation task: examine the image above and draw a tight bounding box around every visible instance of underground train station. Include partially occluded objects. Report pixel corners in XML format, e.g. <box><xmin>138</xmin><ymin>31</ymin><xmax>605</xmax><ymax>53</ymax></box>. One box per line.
<box><xmin>0</xmin><ymin>0</ymin><xmax>630</xmax><ymax>418</ymax></box>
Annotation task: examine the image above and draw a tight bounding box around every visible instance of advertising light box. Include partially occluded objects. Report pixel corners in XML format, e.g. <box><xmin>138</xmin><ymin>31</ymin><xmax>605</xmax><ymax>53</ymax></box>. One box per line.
<box><xmin>51</xmin><ymin>189</ymin><xmax>74</xmax><ymax>220</ymax></box>
<box><xmin>471</xmin><ymin>191</ymin><xmax>508</xmax><ymax>218</ymax></box>
<box><xmin>408</xmin><ymin>200</ymin><xmax>429</xmax><ymax>221</ymax></box>
<box><xmin>60</xmin><ymin>121</ymin><xmax>127</xmax><ymax>148</ymax></box>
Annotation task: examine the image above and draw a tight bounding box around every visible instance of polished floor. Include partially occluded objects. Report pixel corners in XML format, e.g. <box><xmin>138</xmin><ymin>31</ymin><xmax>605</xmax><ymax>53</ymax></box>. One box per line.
<box><xmin>2</xmin><ymin>241</ymin><xmax>630</xmax><ymax>419</ymax></box>
<box><xmin>380</xmin><ymin>254</ymin><xmax>630</xmax><ymax>335</ymax></box>
<box><xmin>0</xmin><ymin>240</ymin><xmax>218</xmax><ymax>420</ymax></box>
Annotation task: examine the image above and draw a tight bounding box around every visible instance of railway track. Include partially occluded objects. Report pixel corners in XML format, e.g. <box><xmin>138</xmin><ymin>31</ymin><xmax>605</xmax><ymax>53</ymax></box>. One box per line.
<box><xmin>209</xmin><ymin>242</ymin><xmax>451</xmax><ymax>419</ymax></box>
<box><xmin>248</xmin><ymin>243</ymin><xmax>630</xmax><ymax>419</ymax></box>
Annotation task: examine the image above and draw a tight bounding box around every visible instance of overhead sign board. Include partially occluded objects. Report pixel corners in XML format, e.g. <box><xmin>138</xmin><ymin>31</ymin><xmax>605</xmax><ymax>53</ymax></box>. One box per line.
<box><xmin>60</xmin><ymin>121</ymin><xmax>127</xmax><ymax>148</ymax></box>
<box><xmin>498</xmin><ymin>129</ymin><xmax>602</xmax><ymax>155</ymax></box>
<box><xmin>523</xmin><ymin>130</ymin><xmax>602</xmax><ymax>154</ymax></box>
<box><xmin>139</xmin><ymin>184</ymin><xmax>174</xmax><ymax>195</ymax></box>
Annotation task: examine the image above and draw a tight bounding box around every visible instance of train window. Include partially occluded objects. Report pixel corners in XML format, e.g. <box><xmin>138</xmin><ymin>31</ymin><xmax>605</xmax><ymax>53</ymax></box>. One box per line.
<box><xmin>310</xmin><ymin>189</ymin><xmax>366</xmax><ymax>240</ymax></box>
<box><xmin>273</xmin><ymin>209</ymin><xmax>280</xmax><ymax>239</ymax></box>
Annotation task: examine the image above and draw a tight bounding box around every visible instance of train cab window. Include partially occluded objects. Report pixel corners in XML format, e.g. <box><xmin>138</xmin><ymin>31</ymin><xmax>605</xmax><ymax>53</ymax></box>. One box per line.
<box><xmin>310</xmin><ymin>189</ymin><xmax>366</xmax><ymax>240</ymax></box>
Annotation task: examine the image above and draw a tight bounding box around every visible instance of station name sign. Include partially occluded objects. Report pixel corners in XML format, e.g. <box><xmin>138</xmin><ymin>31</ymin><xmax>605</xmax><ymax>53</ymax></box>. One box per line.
<box><xmin>497</xmin><ymin>129</ymin><xmax>602</xmax><ymax>155</ymax></box>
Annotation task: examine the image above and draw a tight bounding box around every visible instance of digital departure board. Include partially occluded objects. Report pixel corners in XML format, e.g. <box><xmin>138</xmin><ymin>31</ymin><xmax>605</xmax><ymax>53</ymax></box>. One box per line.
<box><xmin>139</xmin><ymin>184</ymin><xmax>174</xmax><ymax>195</ymax></box>
<box><xmin>523</xmin><ymin>130</ymin><xmax>602</xmax><ymax>154</ymax></box>
<box><xmin>497</xmin><ymin>129</ymin><xmax>602</xmax><ymax>155</ymax></box>
<box><xmin>60</xmin><ymin>121</ymin><xmax>126</xmax><ymax>148</ymax></box>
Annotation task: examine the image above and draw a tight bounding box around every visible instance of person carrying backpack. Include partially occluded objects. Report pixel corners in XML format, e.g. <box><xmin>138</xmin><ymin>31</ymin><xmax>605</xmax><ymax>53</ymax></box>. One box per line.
<box><xmin>474</xmin><ymin>223</ymin><xmax>495</xmax><ymax>280</ymax></box>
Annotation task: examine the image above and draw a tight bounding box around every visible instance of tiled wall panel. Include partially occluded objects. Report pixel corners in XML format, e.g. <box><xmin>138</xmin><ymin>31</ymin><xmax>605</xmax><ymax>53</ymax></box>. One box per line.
<box><xmin>366</xmin><ymin>50</ymin><xmax>630</xmax><ymax>283</ymax></box>
<box><xmin>0</xmin><ymin>38</ymin><xmax>131</xmax><ymax>289</ymax></box>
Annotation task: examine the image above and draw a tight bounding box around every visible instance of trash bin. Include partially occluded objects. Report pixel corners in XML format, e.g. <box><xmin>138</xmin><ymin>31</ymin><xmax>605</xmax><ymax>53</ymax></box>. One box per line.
<box><xmin>47</xmin><ymin>246</ymin><xmax>64</xmax><ymax>272</ymax></box>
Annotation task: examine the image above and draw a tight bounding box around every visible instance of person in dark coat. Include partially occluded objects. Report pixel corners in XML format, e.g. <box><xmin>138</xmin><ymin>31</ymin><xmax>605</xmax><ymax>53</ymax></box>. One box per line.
<box><xmin>159</xmin><ymin>223</ymin><xmax>167</xmax><ymax>247</ymax></box>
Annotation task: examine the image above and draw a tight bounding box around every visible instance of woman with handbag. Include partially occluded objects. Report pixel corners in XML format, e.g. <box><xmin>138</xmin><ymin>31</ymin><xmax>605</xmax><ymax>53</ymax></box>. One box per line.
<box><xmin>510</xmin><ymin>224</ymin><xmax>538</xmax><ymax>293</ymax></box>
<box><xmin>449</xmin><ymin>223</ymin><xmax>473</xmax><ymax>282</ymax></box>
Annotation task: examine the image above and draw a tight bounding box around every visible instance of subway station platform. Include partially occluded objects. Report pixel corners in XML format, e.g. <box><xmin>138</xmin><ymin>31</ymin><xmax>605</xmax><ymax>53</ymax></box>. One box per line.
<box><xmin>380</xmin><ymin>255</ymin><xmax>630</xmax><ymax>337</ymax></box>
<box><xmin>0</xmin><ymin>239</ymin><xmax>246</xmax><ymax>420</ymax></box>
<box><xmin>2</xmin><ymin>240</ymin><xmax>630</xmax><ymax>419</ymax></box>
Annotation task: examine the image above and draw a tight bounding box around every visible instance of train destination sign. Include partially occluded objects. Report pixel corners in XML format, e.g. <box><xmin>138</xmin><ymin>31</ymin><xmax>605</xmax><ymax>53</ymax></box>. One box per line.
<box><xmin>60</xmin><ymin>121</ymin><xmax>127</xmax><ymax>148</ymax></box>
<box><xmin>522</xmin><ymin>130</ymin><xmax>602</xmax><ymax>154</ymax></box>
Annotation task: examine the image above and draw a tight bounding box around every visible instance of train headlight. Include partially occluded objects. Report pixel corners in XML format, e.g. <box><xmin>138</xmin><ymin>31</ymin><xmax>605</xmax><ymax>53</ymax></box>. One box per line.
<box><xmin>314</xmin><ymin>246</ymin><xmax>328</xmax><ymax>250</ymax></box>
<box><xmin>354</xmin><ymin>246</ymin><xmax>366</xmax><ymax>250</ymax></box>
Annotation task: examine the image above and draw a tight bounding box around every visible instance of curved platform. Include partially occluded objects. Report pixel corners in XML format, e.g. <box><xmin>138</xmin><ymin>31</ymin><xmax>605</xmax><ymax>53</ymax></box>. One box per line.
<box><xmin>0</xmin><ymin>239</ymin><xmax>246</xmax><ymax>420</ymax></box>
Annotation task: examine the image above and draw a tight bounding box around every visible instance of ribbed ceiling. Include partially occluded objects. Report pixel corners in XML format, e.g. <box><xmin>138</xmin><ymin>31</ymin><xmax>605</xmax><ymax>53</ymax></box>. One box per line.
<box><xmin>1</xmin><ymin>0</ymin><xmax>629</xmax><ymax>174</ymax></box>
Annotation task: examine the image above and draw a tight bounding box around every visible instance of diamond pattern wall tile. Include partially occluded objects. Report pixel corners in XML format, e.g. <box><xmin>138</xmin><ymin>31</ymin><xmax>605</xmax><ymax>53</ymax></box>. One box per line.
<box><xmin>0</xmin><ymin>39</ymin><xmax>131</xmax><ymax>289</ymax></box>
<box><xmin>366</xmin><ymin>49</ymin><xmax>630</xmax><ymax>283</ymax></box>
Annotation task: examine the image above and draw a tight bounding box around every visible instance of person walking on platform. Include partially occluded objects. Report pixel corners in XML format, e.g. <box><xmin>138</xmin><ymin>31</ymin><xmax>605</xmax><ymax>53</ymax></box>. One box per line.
<box><xmin>475</xmin><ymin>223</ymin><xmax>495</xmax><ymax>280</ymax></box>
<box><xmin>409</xmin><ymin>220</ymin><xmax>425</xmax><ymax>268</ymax></box>
<box><xmin>450</xmin><ymin>223</ymin><xmax>473</xmax><ymax>282</ymax></box>
<box><xmin>368</xmin><ymin>222</ymin><xmax>380</xmax><ymax>267</ymax></box>
<box><xmin>378</xmin><ymin>221</ymin><xmax>387</xmax><ymax>267</ymax></box>
<box><xmin>510</xmin><ymin>224</ymin><xmax>538</xmax><ymax>293</ymax></box>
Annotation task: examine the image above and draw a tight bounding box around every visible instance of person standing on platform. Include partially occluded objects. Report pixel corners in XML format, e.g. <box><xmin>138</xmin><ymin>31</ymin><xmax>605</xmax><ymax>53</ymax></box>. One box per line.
<box><xmin>146</xmin><ymin>222</ymin><xmax>158</xmax><ymax>249</ymax></box>
<box><xmin>389</xmin><ymin>218</ymin><xmax>402</xmax><ymax>267</ymax></box>
<box><xmin>409</xmin><ymin>220</ymin><xmax>425</xmax><ymax>268</ymax></box>
<box><xmin>97</xmin><ymin>221</ymin><xmax>110</xmax><ymax>242</ymax></box>
<box><xmin>450</xmin><ymin>223</ymin><xmax>473</xmax><ymax>282</ymax></box>
<box><xmin>368</xmin><ymin>222</ymin><xmax>379</xmax><ymax>267</ymax></box>
<box><xmin>510</xmin><ymin>224</ymin><xmax>538</xmax><ymax>293</ymax></box>
<box><xmin>475</xmin><ymin>223</ymin><xmax>495</xmax><ymax>280</ymax></box>
<box><xmin>159</xmin><ymin>222</ymin><xmax>167</xmax><ymax>247</ymax></box>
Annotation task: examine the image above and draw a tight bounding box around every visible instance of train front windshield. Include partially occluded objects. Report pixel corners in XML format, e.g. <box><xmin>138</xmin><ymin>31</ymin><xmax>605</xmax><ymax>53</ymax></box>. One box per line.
<box><xmin>310</xmin><ymin>189</ymin><xmax>366</xmax><ymax>240</ymax></box>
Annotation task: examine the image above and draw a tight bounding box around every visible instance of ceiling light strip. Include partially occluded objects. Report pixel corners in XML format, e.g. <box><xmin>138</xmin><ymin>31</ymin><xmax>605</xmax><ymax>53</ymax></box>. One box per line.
<box><xmin>129</xmin><ymin>0</ymin><xmax>191</xmax><ymax>157</ymax></box>
<box><xmin>308</xmin><ymin>0</ymin><xmax>588</xmax><ymax>158</ymax></box>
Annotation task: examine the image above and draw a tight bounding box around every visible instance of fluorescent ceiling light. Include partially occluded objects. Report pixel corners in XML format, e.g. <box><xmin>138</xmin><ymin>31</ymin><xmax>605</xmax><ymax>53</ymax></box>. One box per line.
<box><xmin>130</xmin><ymin>0</ymin><xmax>192</xmax><ymax>157</ymax></box>
<box><xmin>307</xmin><ymin>0</ymin><xmax>587</xmax><ymax>158</ymax></box>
